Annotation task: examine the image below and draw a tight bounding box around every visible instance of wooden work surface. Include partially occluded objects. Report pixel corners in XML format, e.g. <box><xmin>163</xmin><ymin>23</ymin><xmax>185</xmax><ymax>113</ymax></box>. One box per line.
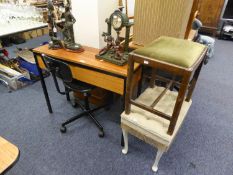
<box><xmin>33</xmin><ymin>45</ymin><xmax>140</xmax><ymax>77</ymax></box>
<box><xmin>33</xmin><ymin>44</ymin><xmax>142</xmax><ymax>95</ymax></box>
<box><xmin>0</xmin><ymin>136</ymin><xmax>19</xmax><ymax>174</ymax></box>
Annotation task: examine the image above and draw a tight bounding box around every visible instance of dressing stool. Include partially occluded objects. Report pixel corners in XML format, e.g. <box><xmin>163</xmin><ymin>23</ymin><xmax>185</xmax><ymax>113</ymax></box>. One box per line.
<box><xmin>121</xmin><ymin>36</ymin><xmax>207</xmax><ymax>172</ymax></box>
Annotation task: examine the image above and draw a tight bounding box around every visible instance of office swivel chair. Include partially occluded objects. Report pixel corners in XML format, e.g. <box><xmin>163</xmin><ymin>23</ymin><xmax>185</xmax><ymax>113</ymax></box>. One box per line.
<box><xmin>42</xmin><ymin>55</ymin><xmax>105</xmax><ymax>137</ymax></box>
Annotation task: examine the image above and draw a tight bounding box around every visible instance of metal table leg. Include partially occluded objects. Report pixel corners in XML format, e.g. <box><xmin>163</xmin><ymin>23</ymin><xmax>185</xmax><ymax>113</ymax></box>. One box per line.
<box><xmin>34</xmin><ymin>53</ymin><xmax>53</xmax><ymax>113</ymax></box>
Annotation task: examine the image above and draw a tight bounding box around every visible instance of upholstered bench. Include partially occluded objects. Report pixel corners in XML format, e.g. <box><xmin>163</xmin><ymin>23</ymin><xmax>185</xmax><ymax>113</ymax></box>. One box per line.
<box><xmin>121</xmin><ymin>36</ymin><xmax>207</xmax><ymax>172</ymax></box>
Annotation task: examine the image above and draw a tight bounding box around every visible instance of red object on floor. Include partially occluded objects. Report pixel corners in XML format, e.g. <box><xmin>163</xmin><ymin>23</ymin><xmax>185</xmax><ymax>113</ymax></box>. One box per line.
<box><xmin>2</xmin><ymin>49</ymin><xmax>9</xmax><ymax>57</ymax></box>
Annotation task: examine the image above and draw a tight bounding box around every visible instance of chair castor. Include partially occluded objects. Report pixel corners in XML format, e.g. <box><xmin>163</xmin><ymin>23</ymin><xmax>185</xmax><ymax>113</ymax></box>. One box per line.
<box><xmin>60</xmin><ymin>126</ymin><xmax>67</xmax><ymax>133</ymax></box>
<box><xmin>98</xmin><ymin>130</ymin><xmax>105</xmax><ymax>138</ymax></box>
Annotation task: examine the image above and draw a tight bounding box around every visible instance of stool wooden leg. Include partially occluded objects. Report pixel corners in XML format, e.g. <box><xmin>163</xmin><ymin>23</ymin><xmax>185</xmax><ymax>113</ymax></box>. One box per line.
<box><xmin>122</xmin><ymin>129</ymin><xmax>128</xmax><ymax>154</ymax></box>
<box><xmin>152</xmin><ymin>148</ymin><xmax>164</xmax><ymax>172</ymax></box>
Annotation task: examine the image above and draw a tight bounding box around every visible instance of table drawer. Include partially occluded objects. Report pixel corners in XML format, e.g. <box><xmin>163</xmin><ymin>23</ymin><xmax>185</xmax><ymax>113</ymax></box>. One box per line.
<box><xmin>70</xmin><ymin>66</ymin><xmax>125</xmax><ymax>95</ymax></box>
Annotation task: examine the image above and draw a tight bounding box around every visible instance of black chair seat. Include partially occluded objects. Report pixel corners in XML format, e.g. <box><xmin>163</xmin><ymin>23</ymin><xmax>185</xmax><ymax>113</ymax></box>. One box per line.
<box><xmin>64</xmin><ymin>79</ymin><xmax>94</xmax><ymax>93</ymax></box>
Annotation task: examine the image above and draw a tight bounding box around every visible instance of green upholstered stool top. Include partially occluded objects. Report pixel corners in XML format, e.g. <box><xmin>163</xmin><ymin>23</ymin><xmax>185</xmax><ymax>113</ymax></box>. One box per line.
<box><xmin>134</xmin><ymin>36</ymin><xmax>206</xmax><ymax>68</ymax></box>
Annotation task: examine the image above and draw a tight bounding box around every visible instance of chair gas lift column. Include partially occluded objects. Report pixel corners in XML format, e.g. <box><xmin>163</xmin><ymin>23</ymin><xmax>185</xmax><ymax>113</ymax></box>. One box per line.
<box><xmin>121</xmin><ymin>36</ymin><xmax>207</xmax><ymax>172</ymax></box>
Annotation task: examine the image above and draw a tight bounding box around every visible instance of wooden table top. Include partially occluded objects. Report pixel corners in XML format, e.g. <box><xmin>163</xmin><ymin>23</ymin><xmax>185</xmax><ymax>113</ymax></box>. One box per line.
<box><xmin>33</xmin><ymin>45</ymin><xmax>140</xmax><ymax>77</ymax></box>
<box><xmin>0</xmin><ymin>136</ymin><xmax>19</xmax><ymax>174</ymax></box>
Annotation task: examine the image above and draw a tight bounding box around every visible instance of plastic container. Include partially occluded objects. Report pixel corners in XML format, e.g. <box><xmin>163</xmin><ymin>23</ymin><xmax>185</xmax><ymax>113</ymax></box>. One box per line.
<box><xmin>19</xmin><ymin>58</ymin><xmax>40</xmax><ymax>76</ymax></box>
<box><xmin>0</xmin><ymin>64</ymin><xmax>25</xmax><ymax>90</ymax></box>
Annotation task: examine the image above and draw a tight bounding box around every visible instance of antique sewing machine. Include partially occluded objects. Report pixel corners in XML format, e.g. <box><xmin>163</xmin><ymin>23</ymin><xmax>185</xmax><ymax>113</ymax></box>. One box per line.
<box><xmin>47</xmin><ymin>0</ymin><xmax>63</xmax><ymax>50</ymax></box>
<box><xmin>47</xmin><ymin>0</ymin><xmax>83</xmax><ymax>52</ymax></box>
<box><xmin>61</xmin><ymin>0</ymin><xmax>84</xmax><ymax>52</ymax></box>
<box><xmin>96</xmin><ymin>9</ymin><xmax>133</xmax><ymax>66</ymax></box>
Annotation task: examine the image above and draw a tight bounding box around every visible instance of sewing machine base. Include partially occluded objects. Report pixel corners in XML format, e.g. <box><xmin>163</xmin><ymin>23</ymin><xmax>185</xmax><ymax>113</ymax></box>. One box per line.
<box><xmin>96</xmin><ymin>51</ymin><xmax>128</xmax><ymax>66</ymax></box>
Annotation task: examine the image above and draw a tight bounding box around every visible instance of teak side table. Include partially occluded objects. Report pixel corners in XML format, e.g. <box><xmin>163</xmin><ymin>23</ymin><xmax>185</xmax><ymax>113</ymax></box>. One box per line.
<box><xmin>0</xmin><ymin>136</ymin><xmax>20</xmax><ymax>175</ymax></box>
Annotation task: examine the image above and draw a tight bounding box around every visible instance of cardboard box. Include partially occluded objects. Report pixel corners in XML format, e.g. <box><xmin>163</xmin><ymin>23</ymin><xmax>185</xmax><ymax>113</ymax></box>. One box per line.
<box><xmin>37</xmin><ymin>29</ymin><xmax>43</xmax><ymax>37</ymax></box>
<box><xmin>29</xmin><ymin>30</ymin><xmax>38</xmax><ymax>38</ymax></box>
<box><xmin>0</xmin><ymin>63</ymin><xmax>25</xmax><ymax>90</ymax></box>
<box><xmin>21</xmin><ymin>27</ymin><xmax>48</xmax><ymax>40</ymax></box>
<box><xmin>74</xmin><ymin>88</ymin><xmax>112</xmax><ymax>107</ymax></box>
<box><xmin>42</xmin><ymin>27</ymin><xmax>49</xmax><ymax>35</ymax></box>
<box><xmin>21</xmin><ymin>32</ymin><xmax>31</xmax><ymax>40</ymax></box>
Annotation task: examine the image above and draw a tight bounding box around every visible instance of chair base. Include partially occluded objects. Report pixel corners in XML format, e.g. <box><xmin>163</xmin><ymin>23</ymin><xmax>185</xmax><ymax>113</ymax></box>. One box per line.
<box><xmin>60</xmin><ymin>98</ymin><xmax>106</xmax><ymax>138</ymax></box>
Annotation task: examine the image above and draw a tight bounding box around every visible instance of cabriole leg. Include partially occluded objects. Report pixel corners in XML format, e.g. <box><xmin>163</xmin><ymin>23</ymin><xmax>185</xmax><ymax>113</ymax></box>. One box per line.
<box><xmin>122</xmin><ymin>129</ymin><xmax>128</xmax><ymax>154</ymax></box>
<box><xmin>152</xmin><ymin>148</ymin><xmax>164</xmax><ymax>172</ymax></box>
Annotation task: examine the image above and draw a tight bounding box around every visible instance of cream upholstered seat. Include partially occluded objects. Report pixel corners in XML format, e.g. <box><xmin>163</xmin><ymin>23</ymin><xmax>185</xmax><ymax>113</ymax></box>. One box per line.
<box><xmin>121</xmin><ymin>87</ymin><xmax>192</xmax><ymax>173</ymax></box>
<box><xmin>121</xmin><ymin>86</ymin><xmax>192</xmax><ymax>147</ymax></box>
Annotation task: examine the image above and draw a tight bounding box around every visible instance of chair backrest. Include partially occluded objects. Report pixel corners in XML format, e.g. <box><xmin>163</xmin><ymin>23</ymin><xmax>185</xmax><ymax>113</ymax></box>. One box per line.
<box><xmin>133</xmin><ymin>0</ymin><xmax>195</xmax><ymax>45</ymax></box>
<box><xmin>43</xmin><ymin>55</ymin><xmax>73</xmax><ymax>83</ymax></box>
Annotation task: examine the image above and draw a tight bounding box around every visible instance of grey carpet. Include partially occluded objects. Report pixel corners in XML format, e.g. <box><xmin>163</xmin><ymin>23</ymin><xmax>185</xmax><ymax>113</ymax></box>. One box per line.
<box><xmin>0</xmin><ymin>36</ymin><xmax>233</xmax><ymax>175</ymax></box>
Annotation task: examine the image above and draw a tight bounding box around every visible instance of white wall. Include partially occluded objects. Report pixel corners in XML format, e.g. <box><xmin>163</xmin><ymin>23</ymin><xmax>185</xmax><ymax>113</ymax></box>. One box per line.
<box><xmin>71</xmin><ymin>0</ymin><xmax>99</xmax><ymax>48</ymax></box>
<box><xmin>97</xmin><ymin>0</ymin><xmax>118</xmax><ymax>48</ymax></box>
<box><xmin>123</xmin><ymin>0</ymin><xmax>135</xmax><ymax>17</ymax></box>
<box><xmin>71</xmin><ymin>0</ymin><xmax>118</xmax><ymax>49</ymax></box>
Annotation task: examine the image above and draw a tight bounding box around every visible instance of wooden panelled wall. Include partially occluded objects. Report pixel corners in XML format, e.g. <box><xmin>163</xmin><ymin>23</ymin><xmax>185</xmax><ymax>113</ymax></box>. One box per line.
<box><xmin>197</xmin><ymin>0</ymin><xmax>225</xmax><ymax>35</ymax></box>
<box><xmin>133</xmin><ymin>0</ymin><xmax>194</xmax><ymax>45</ymax></box>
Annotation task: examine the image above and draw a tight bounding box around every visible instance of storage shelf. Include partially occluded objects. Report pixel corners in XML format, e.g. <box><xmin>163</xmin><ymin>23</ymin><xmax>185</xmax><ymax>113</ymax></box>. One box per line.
<box><xmin>31</xmin><ymin>1</ymin><xmax>63</xmax><ymax>8</ymax></box>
